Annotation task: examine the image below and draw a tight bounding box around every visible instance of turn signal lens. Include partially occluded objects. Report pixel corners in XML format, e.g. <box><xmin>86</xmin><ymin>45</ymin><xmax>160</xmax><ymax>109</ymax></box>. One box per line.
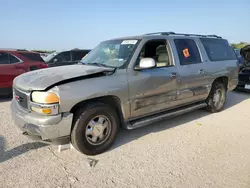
<box><xmin>42</xmin><ymin>108</ymin><xmax>52</xmax><ymax>114</ymax></box>
<box><xmin>32</xmin><ymin>92</ymin><xmax>59</xmax><ymax>104</ymax></box>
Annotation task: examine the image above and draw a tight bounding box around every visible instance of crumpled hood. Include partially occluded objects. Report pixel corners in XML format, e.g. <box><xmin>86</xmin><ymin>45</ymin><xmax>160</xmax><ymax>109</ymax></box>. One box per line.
<box><xmin>13</xmin><ymin>64</ymin><xmax>114</xmax><ymax>91</ymax></box>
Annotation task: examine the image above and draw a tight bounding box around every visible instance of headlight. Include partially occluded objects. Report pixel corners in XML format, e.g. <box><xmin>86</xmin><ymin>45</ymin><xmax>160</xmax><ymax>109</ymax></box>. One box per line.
<box><xmin>31</xmin><ymin>91</ymin><xmax>59</xmax><ymax>115</ymax></box>
<box><xmin>32</xmin><ymin>91</ymin><xmax>59</xmax><ymax>104</ymax></box>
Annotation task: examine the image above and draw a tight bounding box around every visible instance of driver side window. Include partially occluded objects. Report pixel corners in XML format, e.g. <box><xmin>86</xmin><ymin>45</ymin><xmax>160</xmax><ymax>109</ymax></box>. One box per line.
<box><xmin>135</xmin><ymin>40</ymin><xmax>172</xmax><ymax>68</ymax></box>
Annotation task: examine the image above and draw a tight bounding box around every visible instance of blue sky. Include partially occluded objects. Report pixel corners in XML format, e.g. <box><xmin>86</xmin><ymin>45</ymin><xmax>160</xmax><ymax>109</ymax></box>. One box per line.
<box><xmin>1</xmin><ymin>0</ymin><xmax>249</xmax><ymax>50</ymax></box>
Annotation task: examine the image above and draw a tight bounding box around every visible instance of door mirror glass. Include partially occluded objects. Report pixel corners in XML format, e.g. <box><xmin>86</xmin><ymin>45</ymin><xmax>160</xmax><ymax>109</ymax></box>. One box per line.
<box><xmin>135</xmin><ymin>58</ymin><xmax>156</xmax><ymax>70</ymax></box>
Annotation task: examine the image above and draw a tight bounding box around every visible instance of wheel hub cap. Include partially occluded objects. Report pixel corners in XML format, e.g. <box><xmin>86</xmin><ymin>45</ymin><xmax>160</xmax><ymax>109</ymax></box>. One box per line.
<box><xmin>85</xmin><ymin>115</ymin><xmax>111</xmax><ymax>145</ymax></box>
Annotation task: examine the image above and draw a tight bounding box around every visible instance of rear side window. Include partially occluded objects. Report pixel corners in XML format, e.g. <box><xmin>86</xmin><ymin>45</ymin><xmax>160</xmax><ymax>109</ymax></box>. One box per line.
<box><xmin>19</xmin><ymin>52</ymin><xmax>45</xmax><ymax>62</ymax></box>
<box><xmin>200</xmin><ymin>38</ymin><xmax>237</xmax><ymax>61</ymax></box>
<box><xmin>0</xmin><ymin>52</ymin><xmax>10</xmax><ymax>64</ymax></box>
<box><xmin>72</xmin><ymin>51</ymin><xmax>89</xmax><ymax>61</ymax></box>
<box><xmin>9</xmin><ymin>54</ymin><xmax>20</xmax><ymax>63</ymax></box>
<box><xmin>174</xmin><ymin>39</ymin><xmax>201</xmax><ymax>65</ymax></box>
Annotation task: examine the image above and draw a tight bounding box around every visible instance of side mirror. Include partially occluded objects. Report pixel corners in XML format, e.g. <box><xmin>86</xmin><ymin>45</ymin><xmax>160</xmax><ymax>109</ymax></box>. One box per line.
<box><xmin>134</xmin><ymin>58</ymin><xmax>156</xmax><ymax>70</ymax></box>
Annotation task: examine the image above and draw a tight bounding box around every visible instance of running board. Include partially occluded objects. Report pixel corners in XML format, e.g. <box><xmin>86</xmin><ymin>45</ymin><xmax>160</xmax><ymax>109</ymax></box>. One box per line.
<box><xmin>126</xmin><ymin>102</ymin><xmax>207</xmax><ymax>130</ymax></box>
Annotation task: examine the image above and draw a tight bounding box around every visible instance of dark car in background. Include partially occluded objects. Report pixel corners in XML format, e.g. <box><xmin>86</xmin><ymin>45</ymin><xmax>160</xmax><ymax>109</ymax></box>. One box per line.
<box><xmin>236</xmin><ymin>45</ymin><xmax>250</xmax><ymax>91</ymax></box>
<box><xmin>0</xmin><ymin>49</ymin><xmax>48</xmax><ymax>95</ymax></box>
<box><xmin>44</xmin><ymin>49</ymin><xmax>91</xmax><ymax>67</ymax></box>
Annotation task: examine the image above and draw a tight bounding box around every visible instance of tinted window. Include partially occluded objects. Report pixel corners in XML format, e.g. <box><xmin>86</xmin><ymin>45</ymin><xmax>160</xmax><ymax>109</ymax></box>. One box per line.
<box><xmin>55</xmin><ymin>51</ymin><xmax>71</xmax><ymax>62</ymax></box>
<box><xmin>174</xmin><ymin>39</ymin><xmax>201</xmax><ymax>65</ymax></box>
<box><xmin>72</xmin><ymin>51</ymin><xmax>89</xmax><ymax>61</ymax></box>
<box><xmin>200</xmin><ymin>38</ymin><xmax>237</xmax><ymax>61</ymax></box>
<box><xmin>9</xmin><ymin>54</ymin><xmax>20</xmax><ymax>63</ymax></box>
<box><xmin>0</xmin><ymin>52</ymin><xmax>10</xmax><ymax>64</ymax></box>
<box><xmin>19</xmin><ymin>52</ymin><xmax>45</xmax><ymax>62</ymax></box>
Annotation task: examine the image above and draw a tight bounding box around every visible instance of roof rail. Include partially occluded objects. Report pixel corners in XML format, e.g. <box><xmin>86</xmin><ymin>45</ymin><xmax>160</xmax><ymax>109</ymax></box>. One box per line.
<box><xmin>143</xmin><ymin>32</ymin><xmax>222</xmax><ymax>38</ymax></box>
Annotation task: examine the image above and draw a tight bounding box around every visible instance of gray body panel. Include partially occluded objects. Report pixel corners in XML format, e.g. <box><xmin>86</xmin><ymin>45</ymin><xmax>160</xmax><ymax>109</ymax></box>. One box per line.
<box><xmin>11</xmin><ymin>33</ymin><xmax>239</xmax><ymax>143</ymax></box>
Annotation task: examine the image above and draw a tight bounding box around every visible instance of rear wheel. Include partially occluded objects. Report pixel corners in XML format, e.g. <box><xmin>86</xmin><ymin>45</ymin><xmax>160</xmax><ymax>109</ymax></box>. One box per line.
<box><xmin>71</xmin><ymin>103</ymin><xmax>119</xmax><ymax>155</ymax></box>
<box><xmin>205</xmin><ymin>82</ymin><xmax>226</xmax><ymax>113</ymax></box>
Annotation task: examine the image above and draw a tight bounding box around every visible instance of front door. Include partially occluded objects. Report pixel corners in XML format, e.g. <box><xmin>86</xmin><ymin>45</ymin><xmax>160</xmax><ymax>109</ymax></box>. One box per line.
<box><xmin>128</xmin><ymin>39</ymin><xmax>179</xmax><ymax>119</ymax></box>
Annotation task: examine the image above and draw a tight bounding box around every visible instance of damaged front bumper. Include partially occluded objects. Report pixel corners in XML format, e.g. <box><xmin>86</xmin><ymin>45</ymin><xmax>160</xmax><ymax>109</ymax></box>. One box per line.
<box><xmin>11</xmin><ymin>99</ymin><xmax>73</xmax><ymax>145</ymax></box>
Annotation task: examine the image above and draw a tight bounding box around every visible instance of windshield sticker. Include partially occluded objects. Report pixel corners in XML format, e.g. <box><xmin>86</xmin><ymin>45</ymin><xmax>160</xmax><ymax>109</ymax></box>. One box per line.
<box><xmin>183</xmin><ymin>48</ymin><xmax>190</xmax><ymax>58</ymax></box>
<box><xmin>121</xmin><ymin>40</ymin><xmax>138</xmax><ymax>45</ymax></box>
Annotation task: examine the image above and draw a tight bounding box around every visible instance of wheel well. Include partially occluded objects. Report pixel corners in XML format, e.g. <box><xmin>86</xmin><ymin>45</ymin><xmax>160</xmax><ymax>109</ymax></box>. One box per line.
<box><xmin>70</xmin><ymin>96</ymin><xmax>124</xmax><ymax>124</ymax></box>
<box><xmin>213</xmin><ymin>76</ymin><xmax>228</xmax><ymax>90</ymax></box>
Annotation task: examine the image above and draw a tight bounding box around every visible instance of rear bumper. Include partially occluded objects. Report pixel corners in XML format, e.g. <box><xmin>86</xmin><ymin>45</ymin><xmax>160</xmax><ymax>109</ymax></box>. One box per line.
<box><xmin>11</xmin><ymin>99</ymin><xmax>73</xmax><ymax>145</ymax></box>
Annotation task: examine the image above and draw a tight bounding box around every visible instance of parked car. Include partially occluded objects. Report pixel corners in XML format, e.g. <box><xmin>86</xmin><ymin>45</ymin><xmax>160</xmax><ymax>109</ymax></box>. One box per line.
<box><xmin>236</xmin><ymin>45</ymin><xmax>250</xmax><ymax>91</ymax></box>
<box><xmin>44</xmin><ymin>49</ymin><xmax>91</xmax><ymax>67</ymax></box>
<box><xmin>11</xmin><ymin>32</ymin><xmax>238</xmax><ymax>155</ymax></box>
<box><xmin>0</xmin><ymin>49</ymin><xmax>48</xmax><ymax>95</ymax></box>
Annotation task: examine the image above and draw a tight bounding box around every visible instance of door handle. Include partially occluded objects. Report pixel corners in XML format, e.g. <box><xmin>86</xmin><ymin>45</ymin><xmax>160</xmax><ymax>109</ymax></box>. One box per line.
<box><xmin>198</xmin><ymin>69</ymin><xmax>205</xmax><ymax>74</ymax></box>
<box><xmin>171</xmin><ymin>72</ymin><xmax>177</xmax><ymax>79</ymax></box>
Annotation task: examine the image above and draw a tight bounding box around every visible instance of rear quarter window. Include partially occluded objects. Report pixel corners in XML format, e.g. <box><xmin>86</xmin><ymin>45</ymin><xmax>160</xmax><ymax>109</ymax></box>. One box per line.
<box><xmin>19</xmin><ymin>52</ymin><xmax>45</xmax><ymax>62</ymax></box>
<box><xmin>200</xmin><ymin>38</ymin><xmax>237</xmax><ymax>61</ymax></box>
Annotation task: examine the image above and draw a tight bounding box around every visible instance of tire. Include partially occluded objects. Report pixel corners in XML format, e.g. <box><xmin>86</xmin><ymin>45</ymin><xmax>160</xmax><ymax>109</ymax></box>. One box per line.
<box><xmin>205</xmin><ymin>81</ymin><xmax>227</xmax><ymax>113</ymax></box>
<box><xmin>71</xmin><ymin>103</ymin><xmax>119</xmax><ymax>155</ymax></box>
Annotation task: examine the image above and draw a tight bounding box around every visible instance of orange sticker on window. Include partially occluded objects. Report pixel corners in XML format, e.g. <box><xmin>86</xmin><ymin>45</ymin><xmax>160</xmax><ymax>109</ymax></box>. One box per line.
<box><xmin>183</xmin><ymin>48</ymin><xmax>190</xmax><ymax>58</ymax></box>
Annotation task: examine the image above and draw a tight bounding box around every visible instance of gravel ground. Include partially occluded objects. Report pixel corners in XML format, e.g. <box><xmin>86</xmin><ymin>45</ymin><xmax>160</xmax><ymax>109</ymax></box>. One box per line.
<box><xmin>0</xmin><ymin>91</ymin><xmax>250</xmax><ymax>188</ymax></box>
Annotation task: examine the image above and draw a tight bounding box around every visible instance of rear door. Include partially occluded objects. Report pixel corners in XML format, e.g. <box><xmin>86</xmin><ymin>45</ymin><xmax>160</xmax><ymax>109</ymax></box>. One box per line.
<box><xmin>0</xmin><ymin>52</ymin><xmax>26</xmax><ymax>89</ymax></box>
<box><xmin>171</xmin><ymin>38</ymin><xmax>210</xmax><ymax>105</ymax></box>
<box><xmin>17</xmin><ymin>52</ymin><xmax>46</xmax><ymax>71</ymax></box>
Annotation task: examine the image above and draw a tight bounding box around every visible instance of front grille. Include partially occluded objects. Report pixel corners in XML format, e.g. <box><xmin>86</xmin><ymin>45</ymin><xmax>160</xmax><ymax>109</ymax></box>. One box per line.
<box><xmin>13</xmin><ymin>88</ymin><xmax>28</xmax><ymax>109</ymax></box>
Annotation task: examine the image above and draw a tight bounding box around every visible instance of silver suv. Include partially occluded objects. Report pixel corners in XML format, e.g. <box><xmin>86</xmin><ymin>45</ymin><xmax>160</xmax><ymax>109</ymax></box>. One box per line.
<box><xmin>11</xmin><ymin>32</ymin><xmax>239</xmax><ymax>155</ymax></box>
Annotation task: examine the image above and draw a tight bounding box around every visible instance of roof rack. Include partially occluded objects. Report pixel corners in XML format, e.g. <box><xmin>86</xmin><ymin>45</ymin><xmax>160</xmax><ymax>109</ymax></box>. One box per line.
<box><xmin>143</xmin><ymin>32</ymin><xmax>222</xmax><ymax>38</ymax></box>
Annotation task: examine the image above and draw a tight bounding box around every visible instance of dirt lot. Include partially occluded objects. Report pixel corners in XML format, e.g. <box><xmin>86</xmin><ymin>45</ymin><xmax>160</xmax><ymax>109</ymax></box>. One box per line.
<box><xmin>0</xmin><ymin>91</ymin><xmax>250</xmax><ymax>188</ymax></box>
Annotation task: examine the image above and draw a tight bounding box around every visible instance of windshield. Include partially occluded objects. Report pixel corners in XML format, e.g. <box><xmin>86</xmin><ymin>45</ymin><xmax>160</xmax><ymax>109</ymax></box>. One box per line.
<box><xmin>44</xmin><ymin>52</ymin><xmax>59</xmax><ymax>62</ymax></box>
<box><xmin>80</xmin><ymin>39</ymin><xmax>139</xmax><ymax>68</ymax></box>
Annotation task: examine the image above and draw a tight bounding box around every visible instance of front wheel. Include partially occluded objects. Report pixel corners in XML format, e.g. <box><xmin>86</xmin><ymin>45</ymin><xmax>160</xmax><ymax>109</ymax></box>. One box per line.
<box><xmin>205</xmin><ymin>82</ymin><xmax>227</xmax><ymax>113</ymax></box>
<box><xmin>71</xmin><ymin>103</ymin><xmax>119</xmax><ymax>155</ymax></box>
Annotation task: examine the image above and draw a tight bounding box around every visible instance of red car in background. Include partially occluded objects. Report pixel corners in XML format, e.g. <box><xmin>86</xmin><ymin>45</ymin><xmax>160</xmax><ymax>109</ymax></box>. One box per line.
<box><xmin>0</xmin><ymin>49</ymin><xmax>48</xmax><ymax>95</ymax></box>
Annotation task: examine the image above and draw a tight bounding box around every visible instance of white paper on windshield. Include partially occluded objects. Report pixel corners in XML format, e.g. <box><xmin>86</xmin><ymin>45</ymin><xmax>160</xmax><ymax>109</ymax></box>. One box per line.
<box><xmin>121</xmin><ymin>40</ymin><xmax>138</xmax><ymax>45</ymax></box>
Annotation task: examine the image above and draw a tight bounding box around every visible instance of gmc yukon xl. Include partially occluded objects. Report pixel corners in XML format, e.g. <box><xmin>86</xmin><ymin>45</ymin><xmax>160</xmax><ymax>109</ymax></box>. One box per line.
<box><xmin>11</xmin><ymin>32</ymin><xmax>239</xmax><ymax>155</ymax></box>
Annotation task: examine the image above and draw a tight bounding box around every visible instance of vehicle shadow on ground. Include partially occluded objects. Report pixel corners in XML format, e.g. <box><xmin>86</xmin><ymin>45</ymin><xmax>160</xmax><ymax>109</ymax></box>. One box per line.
<box><xmin>0</xmin><ymin>136</ymin><xmax>48</xmax><ymax>163</ymax></box>
<box><xmin>111</xmin><ymin>91</ymin><xmax>249</xmax><ymax>152</ymax></box>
